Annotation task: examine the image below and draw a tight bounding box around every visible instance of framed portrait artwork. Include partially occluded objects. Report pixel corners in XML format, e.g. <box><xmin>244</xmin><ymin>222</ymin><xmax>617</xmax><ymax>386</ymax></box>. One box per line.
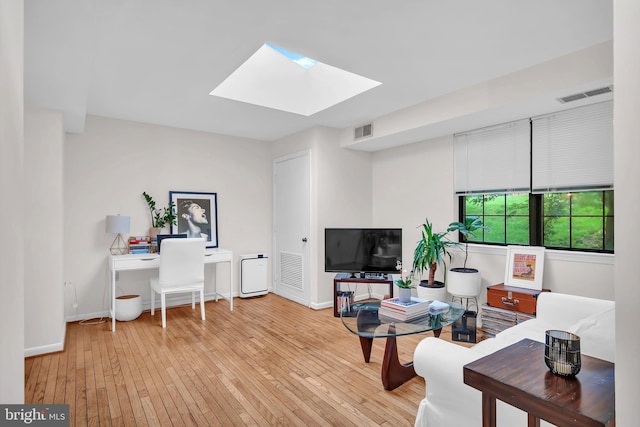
<box><xmin>169</xmin><ymin>191</ymin><xmax>218</xmax><ymax>248</ymax></box>
<box><xmin>504</xmin><ymin>245</ymin><xmax>545</xmax><ymax>290</ymax></box>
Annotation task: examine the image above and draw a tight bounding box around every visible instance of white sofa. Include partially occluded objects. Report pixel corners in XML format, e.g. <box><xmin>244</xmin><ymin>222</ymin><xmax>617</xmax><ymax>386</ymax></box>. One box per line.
<box><xmin>413</xmin><ymin>292</ymin><xmax>615</xmax><ymax>427</ymax></box>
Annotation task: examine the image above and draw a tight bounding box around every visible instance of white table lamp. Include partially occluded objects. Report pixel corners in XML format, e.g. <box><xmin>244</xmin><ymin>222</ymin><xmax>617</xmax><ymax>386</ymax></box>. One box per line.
<box><xmin>106</xmin><ymin>215</ymin><xmax>130</xmax><ymax>255</ymax></box>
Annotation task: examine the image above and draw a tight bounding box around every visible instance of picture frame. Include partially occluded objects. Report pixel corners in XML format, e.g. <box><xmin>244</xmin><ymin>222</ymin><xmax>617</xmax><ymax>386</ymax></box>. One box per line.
<box><xmin>169</xmin><ymin>191</ymin><xmax>218</xmax><ymax>248</ymax></box>
<box><xmin>504</xmin><ymin>245</ymin><xmax>545</xmax><ymax>290</ymax></box>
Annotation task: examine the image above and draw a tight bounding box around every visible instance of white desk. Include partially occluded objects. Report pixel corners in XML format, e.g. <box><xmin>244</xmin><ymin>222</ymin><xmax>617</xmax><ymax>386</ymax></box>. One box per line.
<box><xmin>108</xmin><ymin>248</ymin><xmax>233</xmax><ymax>331</ymax></box>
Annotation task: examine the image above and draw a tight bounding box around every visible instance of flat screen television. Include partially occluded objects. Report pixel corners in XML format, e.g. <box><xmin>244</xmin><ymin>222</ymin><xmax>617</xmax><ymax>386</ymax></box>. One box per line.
<box><xmin>324</xmin><ymin>228</ymin><xmax>402</xmax><ymax>276</ymax></box>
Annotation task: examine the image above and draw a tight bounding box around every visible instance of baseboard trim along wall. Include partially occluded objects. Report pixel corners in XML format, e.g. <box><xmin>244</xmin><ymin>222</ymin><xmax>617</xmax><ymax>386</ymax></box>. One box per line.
<box><xmin>64</xmin><ymin>291</ymin><xmax>242</xmax><ymax>323</ymax></box>
<box><xmin>24</xmin><ymin>321</ymin><xmax>66</xmax><ymax>358</ymax></box>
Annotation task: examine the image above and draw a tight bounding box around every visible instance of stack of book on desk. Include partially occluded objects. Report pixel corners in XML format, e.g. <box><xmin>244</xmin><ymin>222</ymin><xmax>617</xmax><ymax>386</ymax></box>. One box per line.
<box><xmin>128</xmin><ymin>237</ymin><xmax>152</xmax><ymax>254</ymax></box>
<box><xmin>378</xmin><ymin>297</ymin><xmax>431</xmax><ymax>321</ymax></box>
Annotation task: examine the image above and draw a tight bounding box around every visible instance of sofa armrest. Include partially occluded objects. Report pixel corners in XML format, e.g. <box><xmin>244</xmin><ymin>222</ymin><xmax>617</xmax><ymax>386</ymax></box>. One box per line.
<box><xmin>414</xmin><ymin>337</ymin><xmax>483</xmax><ymax>426</ymax></box>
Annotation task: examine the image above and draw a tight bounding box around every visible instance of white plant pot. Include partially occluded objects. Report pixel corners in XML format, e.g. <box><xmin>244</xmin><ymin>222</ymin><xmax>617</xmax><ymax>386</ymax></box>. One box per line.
<box><xmin>115</xmin><ymin>295</ymin><xmax>142</xmax><ymax>321</ymax></box>
<box><xmin>416</xmin><ymin>281</ymin><xmax>447</xmax><ymax>302</ymax></box>
<box><xmin>397</xmin><ymin>287</ymin><xmax>412</xmax><ymax>303</ymax></box>
<box><xmin>447</xmin><ymin>268</ymin><xmax>482</xmax><ymax>298</ymax></box>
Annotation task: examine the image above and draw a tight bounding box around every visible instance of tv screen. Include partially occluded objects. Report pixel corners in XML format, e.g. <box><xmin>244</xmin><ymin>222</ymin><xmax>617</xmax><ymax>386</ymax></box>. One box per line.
<box><xmin>324</xmin><ymin>228</ymin><xmax>402</xmax><ymax>275</ymax></box>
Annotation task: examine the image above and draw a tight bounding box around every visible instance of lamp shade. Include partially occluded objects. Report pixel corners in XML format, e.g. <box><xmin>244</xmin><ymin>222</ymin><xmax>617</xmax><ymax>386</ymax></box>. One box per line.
<box><xmin>106</xmin><ymin>215</ymin><xmax>130</xmax><ymax>234</ymax></box>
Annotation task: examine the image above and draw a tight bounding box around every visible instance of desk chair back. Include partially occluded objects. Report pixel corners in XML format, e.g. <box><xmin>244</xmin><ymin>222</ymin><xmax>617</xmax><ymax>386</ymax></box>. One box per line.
<box><xmin>150</xmin><ymin>238</ymin><xmax>206</xmax><ymax>328</ymax></box>
<box><xmin>158</xmin><ymin>238</ymin><xmax>205</xmax><ymax>290</ymax></box>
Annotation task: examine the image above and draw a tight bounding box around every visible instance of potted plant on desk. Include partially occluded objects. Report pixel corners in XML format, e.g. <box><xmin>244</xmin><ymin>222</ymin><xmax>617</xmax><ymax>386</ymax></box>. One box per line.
<box><xmin>143</xmin><ymin>192</ymin><xmax>177</xmax><ymax>238</ymax></box>
<box><xmin>412</xmin><ymin>217</ymin><xmax>458</xmax><ymax>301</ymax></box>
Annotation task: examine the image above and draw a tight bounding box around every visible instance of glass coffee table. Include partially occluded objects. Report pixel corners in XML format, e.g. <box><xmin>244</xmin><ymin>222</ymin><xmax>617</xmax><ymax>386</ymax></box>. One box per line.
<box><xmin>341</xmin><ymin>300</ymin><xmax>465</xmax><ymax>390</ymax></box>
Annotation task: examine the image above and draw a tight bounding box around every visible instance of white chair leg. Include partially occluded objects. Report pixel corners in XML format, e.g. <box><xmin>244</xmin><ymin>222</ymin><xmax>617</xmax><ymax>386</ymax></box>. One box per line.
<box><xmin>192</xmin><ymin>291</ymin><xmax>196</xmax><ymax>309</ymax></box>
<box><xmin>200</xmin><ymin>289</ymin><xmax>205</xmax><ymax>320</ymax></box>
<box><xmin>150</xmin><ymin>285</ymin><xmax>155</xmax><ymax>315</ymax></box>
<box><xmin>161</xmin><ymin>293</ymin><xmax>167</xmax><ymax>328</ymax></box>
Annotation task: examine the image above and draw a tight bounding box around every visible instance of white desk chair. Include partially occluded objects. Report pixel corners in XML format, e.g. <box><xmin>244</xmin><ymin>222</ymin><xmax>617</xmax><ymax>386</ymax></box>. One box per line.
<box><xmin>150</xmin><ymin>238</ymin><xmax>206</xmax><ymax>328</ymax></box>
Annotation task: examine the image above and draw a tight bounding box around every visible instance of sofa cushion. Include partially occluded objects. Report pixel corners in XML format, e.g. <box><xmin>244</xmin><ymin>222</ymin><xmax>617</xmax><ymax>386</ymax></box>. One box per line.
<box><xmin>567</xmin><ymin>306</ymin><xmax>615</xmax><ymax>362</ymax></box>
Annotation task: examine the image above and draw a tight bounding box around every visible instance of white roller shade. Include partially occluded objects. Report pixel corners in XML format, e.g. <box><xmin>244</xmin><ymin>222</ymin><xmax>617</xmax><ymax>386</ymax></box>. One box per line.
<box><xmin>532</xmin><ymin>101</ymin><xmax>613</xmax><ymax>193</ymax></box>
<box><xmin>454</xmin><ymin>119</ymin><xmax>531</xmax><ymax>195</ymax></box>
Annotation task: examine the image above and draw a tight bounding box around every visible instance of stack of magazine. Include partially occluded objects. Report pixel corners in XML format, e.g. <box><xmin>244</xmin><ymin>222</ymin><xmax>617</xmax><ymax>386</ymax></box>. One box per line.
<box><xmin>378</xmin><ymin>297</ymin><xmax>431</xmax><ymax>321</ymax></box>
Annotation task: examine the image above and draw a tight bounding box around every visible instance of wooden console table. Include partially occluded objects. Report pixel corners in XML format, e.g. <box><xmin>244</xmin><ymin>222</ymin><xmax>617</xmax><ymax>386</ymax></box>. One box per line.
<box><xmin>464</xmin><ymin>338</ymin><xmax>615</xmax><ymax>427</ymax></box>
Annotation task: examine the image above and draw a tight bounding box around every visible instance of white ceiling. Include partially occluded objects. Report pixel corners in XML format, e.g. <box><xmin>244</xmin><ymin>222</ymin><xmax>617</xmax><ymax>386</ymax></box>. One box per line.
<box><xmin>24</xmin><ymin>0</ymin><xmax>613</xmax><ymax>149</ymax></box>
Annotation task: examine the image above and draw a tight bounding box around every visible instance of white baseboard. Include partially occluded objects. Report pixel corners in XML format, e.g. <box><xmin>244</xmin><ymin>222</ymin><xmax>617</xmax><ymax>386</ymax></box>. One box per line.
<box><xmin>64</xmin><ymin>291</ymin><xmax>236</xmax><ymax>323</ymax></box>
<box><xmin>24</xmin><ymin>322</ymin><xmax>66</xmax><ymax>357</ymax></box>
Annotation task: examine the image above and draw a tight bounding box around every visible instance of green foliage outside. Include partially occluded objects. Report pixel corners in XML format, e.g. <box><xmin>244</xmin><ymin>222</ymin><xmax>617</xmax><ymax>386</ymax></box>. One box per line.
<box><xmin>463</xmin><ymin>191</ymin><xmax>613</xmax><ymax>251</ymax></box>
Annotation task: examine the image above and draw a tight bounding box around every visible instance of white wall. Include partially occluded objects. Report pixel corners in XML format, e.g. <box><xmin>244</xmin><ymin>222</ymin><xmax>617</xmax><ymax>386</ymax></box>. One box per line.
<box><xmin>0</xmin><ymin>0</ymin><xmax>25</xmax><ymax>403</ymax></box>
<box><xmin>24</xmin><ymin>108</ymin><xmax>65</xmax><ymax>356</ymax></box>
<box><xmin>315</xmin><ymin>127</ymin><xmax>372</xmax><ymax>305</ymax></box>
<box><xmin>371</xmin><ymin>135</ymin><xmax>615</xmax><ymax>303</ymax></box>
<box><xmin>63</xmin><ymin>116</ymin><xmax>272</xmax><ymax>319</ymax></box>
<box><xmin>613</xmin><ymin>0</ymin><xmax>640</xmax><ymax>424</ymax></box>
<box><xmin>272</xmin><ymin>126</ymin><xmax>373</xmax><ymax>308</ymax></box>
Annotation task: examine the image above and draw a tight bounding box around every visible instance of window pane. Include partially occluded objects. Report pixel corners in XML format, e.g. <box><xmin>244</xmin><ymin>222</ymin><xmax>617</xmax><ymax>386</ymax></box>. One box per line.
<box><xmin>604</xmin><ymin>190</ymin><xmax>614</xmax><ymax>216</ymax></box>
<box><xmin>465</xmin><ymin>196</ymin><xmax>483</xmax><ymax>216</ymax></box>
<box><xmin>605</xmin><ymin>216</ymin><xmax>614</xmax><ymax>251</ymax></box>
<box><xmin>506</xmin><ymin>193</ymin><xmax>529</xmax><ymax>215</ymax></box>
<box><xmin>484</xmin><ymin>195</ymin><xmax>505</xmax><ymax>215</ymax></box>
<box><xmin>506</xmin><ymin>216</ymin><xmax>529</xmax><ymax>245</ymax></box>
<box><xmin>572</xmin><ymin>192</ymin><xmax>603</xmax><ymax>216</ymax></box>
<box><xmin>544</xmin><ymin>217</ymin><xmax>569</xmax><ymax>247</ymax></box>
<box><xmin>484</xmin><ymin>216</ymin><xmax>504</xmax><ymax>243</ymax></box>
<box><xmin>543</xmin><ymin>193</ymin><xmax>570</xmax><ymax>216</ymax></box>
<box><xmin>572</xmin><ymin>217</ymin><xmax>603</xmax><ymax>250</ymax></box>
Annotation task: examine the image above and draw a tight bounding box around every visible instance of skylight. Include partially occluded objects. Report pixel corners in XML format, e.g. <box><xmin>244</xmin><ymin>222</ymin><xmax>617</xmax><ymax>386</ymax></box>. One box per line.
<box><xmin>266</xmin><ymin>44</ymin><xmax>317</xmax><ymax>69</ymax></box>
<box><xmin>210</xmin><ymin>43</ymin><xmax>381</xmax><ymax>116</ymax></box>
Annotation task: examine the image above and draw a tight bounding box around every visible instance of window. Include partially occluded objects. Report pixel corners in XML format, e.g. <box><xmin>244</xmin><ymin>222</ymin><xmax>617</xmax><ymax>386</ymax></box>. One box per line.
<box><xmin>455</xmin><ymin>101</ymin><xmax>614</xmax><ymax>253</ymax></box>
<box><xmin>460</xmin><ymin>190</ymin><xmax>614</xmax><ymax>253</ymax></box>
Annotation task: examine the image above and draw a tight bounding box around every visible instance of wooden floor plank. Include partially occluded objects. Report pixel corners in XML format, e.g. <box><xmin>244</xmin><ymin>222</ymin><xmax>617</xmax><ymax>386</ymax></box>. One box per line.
<box><xmin>25</xmin><ymin>294</ymin><xmax>486</xmax><ymax>426</ymax></box>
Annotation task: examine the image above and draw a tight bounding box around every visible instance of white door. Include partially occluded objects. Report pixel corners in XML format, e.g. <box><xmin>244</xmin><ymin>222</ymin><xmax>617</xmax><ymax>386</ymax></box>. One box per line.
<box><xmin>273</xmin><ymin>151</ymin><xmax>311</xmax><ymax>306</ymax></box>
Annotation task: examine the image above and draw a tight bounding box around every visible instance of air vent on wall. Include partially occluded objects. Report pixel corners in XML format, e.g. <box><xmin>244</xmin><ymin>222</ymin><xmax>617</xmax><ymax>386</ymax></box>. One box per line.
<box><xmin>354</xmin><ymin>123</ymin><xmax>373</xmax><ymax>140</ymax></box>
<box><xmin>557</xmin><ymin>86</ymin><xmax>612</xmax><ymax>104</ymax></box>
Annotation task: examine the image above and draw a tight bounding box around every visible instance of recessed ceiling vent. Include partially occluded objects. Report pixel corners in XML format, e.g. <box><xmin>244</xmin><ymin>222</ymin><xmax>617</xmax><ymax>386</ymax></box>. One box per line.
<box><xmin>354</xmin><ymin>123</ymin><xmax>373</xmax><ymax>140</ymax></box>
<box><xmin>557</xmin><ymin>86</ymin><xmax>613</xmax><ymax>104</ymax></box>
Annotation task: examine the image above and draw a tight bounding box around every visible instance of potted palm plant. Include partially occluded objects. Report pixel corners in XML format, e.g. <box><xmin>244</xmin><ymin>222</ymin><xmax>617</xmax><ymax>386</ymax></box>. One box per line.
<box><xmin>143</xmin><ymin>192</ymin><xmax>177</xmax><ymax>238</ymax></box>
<box><xmin>412</xmin><ymin>217</ymin><xmax>459</xmax><ymax>301</ymax></box>
<box><xmin>446</xmin><ymin>216</ymin><xmax>489</xmax><ymax>303</ymax></box>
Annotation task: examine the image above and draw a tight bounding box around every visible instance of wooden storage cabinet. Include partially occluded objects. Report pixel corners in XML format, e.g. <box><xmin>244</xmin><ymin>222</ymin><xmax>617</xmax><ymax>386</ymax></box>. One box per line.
<box><xmin>333</xmin><ymin>273</ymin><xmax>394</xmax><ymax>317</ymax></box>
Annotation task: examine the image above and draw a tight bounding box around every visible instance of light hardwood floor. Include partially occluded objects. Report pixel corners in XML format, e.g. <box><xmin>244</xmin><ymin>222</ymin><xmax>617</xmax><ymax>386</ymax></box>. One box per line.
<box><xmin>25</xmin><ymin>294</ymin><xmax>473</xmax><ymax>426</ymax></box>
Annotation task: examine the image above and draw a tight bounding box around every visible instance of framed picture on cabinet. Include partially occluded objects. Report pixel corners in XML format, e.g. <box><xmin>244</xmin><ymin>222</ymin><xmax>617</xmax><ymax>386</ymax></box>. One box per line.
<box><xmin>169</xmin><ymin>191</ymin><xmax>218</xmax><ymax>248</ymax></box>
